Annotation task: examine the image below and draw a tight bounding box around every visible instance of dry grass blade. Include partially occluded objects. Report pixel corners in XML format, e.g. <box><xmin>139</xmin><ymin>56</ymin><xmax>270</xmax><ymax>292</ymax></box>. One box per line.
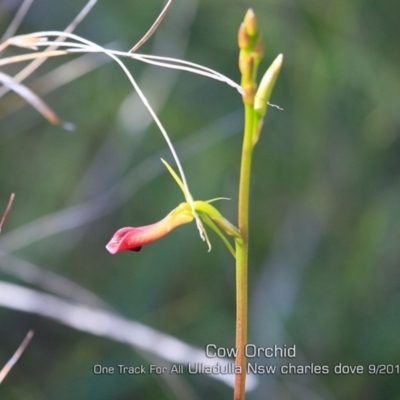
<box><xmin>0</xmin><ymin>281</ymin><xmax>258</xmax><ymax>390</ymax></box>
<box><xmin>0</xmin><ymin>193</ymin><xmax>15</xmax><ymax>235</ymax></box>
<box><xmin>0</xmin><ymin>0</ymin><xmax>34</xmax><ymax>44</ymax></box>
<box><xmin>0</xmin><ymin>330</ymin><xmax>34</xmax><ymax>384</ymax></box>
<box><xmin>129</xmin><ymin>0</ymin><xmax>172</xmax><ymax>53</ymax></box>
<box><xmin>0</xmin><ymin>0</ymin><xmax>97</xmax><ymax>99</ymax></box>
<box><xmin>0</xmin><ymin>70</ymin><xmax>60</xmax><ymax>125</ymax></box>
<box><xmin>0</xmin><ymin>51</ymin><xmax>109</xmax><ymax>120</ymax></box>
<box><xmin>63</xmin><ymin>0</ymin><xmax>98</xmax><ymax>33</ymax></box>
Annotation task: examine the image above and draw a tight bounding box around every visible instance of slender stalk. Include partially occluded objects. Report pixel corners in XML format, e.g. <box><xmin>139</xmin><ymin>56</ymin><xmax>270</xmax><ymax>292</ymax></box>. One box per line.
<box><xmin>0</xmin><ymin>193</ymin><xmax>15</xmax><ymax>234</ymax></box>
<box><xmin>238</xmin><ymin>105</ymin><xmax>256</xmax><ymax>239</ymax></box>
<box><xmin>233</xmin><ymin>10</ymin><xmax>283</xmax><ymax>400</ymax></box>
<box><xmin>234</xmin><ymin>103</ymin><xmax>255</xmax><ymax>400</ymax></box>
<box><xmin>234</xmin><ymin>240</ymin><xmax>248</xmax><ymax>400</ymax></box>
<box><xmin>0</xmin><ymin>330</ymin><xmax>34</xmax><ymax>384</ymax></box>
<box><xmin>234</xmin><ymin>10</ymin><xmax>259</xmax><ymax>400</ymax></box>
<box><xmin>234</xmin><ymin>97</ymin><xmax>255</xmax><ymax>400</ymax></box>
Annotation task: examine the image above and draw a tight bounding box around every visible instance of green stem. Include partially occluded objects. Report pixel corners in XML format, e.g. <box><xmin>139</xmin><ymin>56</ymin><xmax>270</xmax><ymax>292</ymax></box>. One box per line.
<box><xmin>234</xmin><ymin>104</ymin><xmax>255</xmax><ymax>400</ymax></box>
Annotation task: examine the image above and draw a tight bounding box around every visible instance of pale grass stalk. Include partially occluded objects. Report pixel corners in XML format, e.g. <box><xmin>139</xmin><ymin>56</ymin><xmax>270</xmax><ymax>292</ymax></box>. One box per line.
<box><xmin>0</xmin><ymin>0</ymin><xmax>34</xmax><ymax>43</ymax></box>
<box><xmin>0</xmin><ymin>281</ymin><xmax>258</xmax><ymax>390</ymax></box>
<box><xmin>129</xmin><ymin>0</ymin><xmax>172</xmax><ymax>53</ymax></box>
<box><xmin>0</xmin><ymin>0</ymin><xmax>97</xmax><ymax>98</ymax></box>
<box><xmin>0</xmin><ymin>45</ymin><xmax>242</xmax><ymax>93</ymax></box>
<box><xmin>0</xmin><ymin>193</ymin><xmax>15</xmax><ymax>234</ymax></box>
<box><xmin>1</xmin><ymin>35</ymin><xmax>243</xmax><ymax>92</ymax></box>
<box><xmin>0</xmin><ymin>330</ymin><xmax>34</xmax><ymax>384</ymax></box>
<box><xmin>0</xmin><ymin>70</ymin><xmax>62</xmax><ymax>125</ymax></box>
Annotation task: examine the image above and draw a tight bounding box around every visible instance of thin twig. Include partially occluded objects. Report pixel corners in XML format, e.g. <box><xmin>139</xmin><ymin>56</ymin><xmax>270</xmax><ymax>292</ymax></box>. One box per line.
<box><xmin>0</xmin><ymin>330</ymin><xmax>34</xmax><ymax>384</ymax></box>
<box><xmin>0</xmin><ymin>70</ymin><xmax>61</xmax><ymax>124</ymax></box>
<box><xmin>0</xmin><ymin>193</ymin><xmax>15</xmax><ymax>235</ymax></box>
<box><xmin>129</xmin><ymin>0</ymin><xmax>172</xmax><ymax>53</ymax></box>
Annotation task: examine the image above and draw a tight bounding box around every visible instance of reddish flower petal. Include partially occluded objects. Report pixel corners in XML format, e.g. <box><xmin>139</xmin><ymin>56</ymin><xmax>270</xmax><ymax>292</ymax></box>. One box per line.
<box><xmin>105</xmin><ymin>224</ymin><xmax>162</xmax><ymax>254</ymax></box>
<box><xmin>105</xmin><ymin>204</ymin><xmax>194</xmax><ymax>255</ymax></box>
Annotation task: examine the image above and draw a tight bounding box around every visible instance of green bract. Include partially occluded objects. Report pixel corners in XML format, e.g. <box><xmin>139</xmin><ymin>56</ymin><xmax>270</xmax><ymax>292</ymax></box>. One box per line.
<box><xmin>161</xmin><ymin>159</ymin><xmax>241</xmax><ymax>257</ymax></box>
<box><xmin>254</xmin><ymin>54</ymin><xmax>283</xmax><ymax>119</ymax></box>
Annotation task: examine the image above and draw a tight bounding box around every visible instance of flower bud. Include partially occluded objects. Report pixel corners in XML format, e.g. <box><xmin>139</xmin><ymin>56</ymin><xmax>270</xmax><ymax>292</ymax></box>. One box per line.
<box><xmin>244</xmin><ymin>9</ymin><xmax>258</xmax><ymax>37</ymax></box>
<box><xmin>254</xmin><ymin>54</ymin><xmax>283</xmax><ymax>118</ymax></box>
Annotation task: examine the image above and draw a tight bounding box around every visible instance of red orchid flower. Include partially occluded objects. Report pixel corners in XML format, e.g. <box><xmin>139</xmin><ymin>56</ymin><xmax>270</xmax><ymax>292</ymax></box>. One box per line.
<box><xmin>106</xmin><ymin>203</ymin><xmax>194</xmax><ymax>254</ymax></box>
<box><xmin>106</xmin><ymin>160</ymin><xmax>241</xmax><ymax>256</ymax></box>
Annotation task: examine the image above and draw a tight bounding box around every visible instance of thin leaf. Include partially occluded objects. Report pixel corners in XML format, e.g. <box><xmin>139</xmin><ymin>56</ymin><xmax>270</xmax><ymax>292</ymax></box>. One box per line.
<box><xmin>0</xmin><ymin>70</ymin><xmax>60</xmax><ymax>125</ymax></box>
<box><xmin>129</xmin><ymin>0</ymin><xmax>172</xmax><ymax>53</ymax></box>
<box><xmin>161</xmin><ymin>158</ymin><xmax>189</xmax><ymax>201</ymax></box>
<box><xmin>0</xmin><ymin>330</ymin><xmax>34</xmax><ymax>384</ymax></box>
<box><xmin>198</xmin><ymin>213</ymin><xmax>236</xmax><ymax>258</ymax></box>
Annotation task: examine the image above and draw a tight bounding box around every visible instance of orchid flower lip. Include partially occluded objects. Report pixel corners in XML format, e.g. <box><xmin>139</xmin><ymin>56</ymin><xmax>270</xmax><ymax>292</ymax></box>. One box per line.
<box><xmin>105</xmin><ymin>226</ymin><xmax>155</xmax><ymax>254</ymax></box>
<box><xmin>106</xmin><ymin>204</ymin><xmax>194</xmax><ymax>255</ymax></box>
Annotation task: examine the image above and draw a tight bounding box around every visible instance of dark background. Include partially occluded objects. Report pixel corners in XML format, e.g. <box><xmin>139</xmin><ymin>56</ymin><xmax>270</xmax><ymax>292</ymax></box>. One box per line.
<box><xmin>1</xmin><ymin>0</ymin><xmax>399</xmax><ymax>399</ymax></box>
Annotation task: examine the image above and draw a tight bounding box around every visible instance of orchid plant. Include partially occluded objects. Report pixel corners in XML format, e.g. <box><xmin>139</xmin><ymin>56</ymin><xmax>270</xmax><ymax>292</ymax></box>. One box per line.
<box><xmin>0</xmin><ymin>2</ymin><xmax>282</xmax><ymax>399</ymax></box>
<box><xmin>106</xmin><ymin>9</ymin><xmax>283</xmax><ymax>400</ymax></box>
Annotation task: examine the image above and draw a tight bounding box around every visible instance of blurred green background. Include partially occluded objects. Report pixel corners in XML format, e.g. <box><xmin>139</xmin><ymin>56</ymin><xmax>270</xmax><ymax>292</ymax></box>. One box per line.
<box><xmin>1</xmin><ymin>0</ymin><xmax>400</xmax><ymax>399</ymax></box>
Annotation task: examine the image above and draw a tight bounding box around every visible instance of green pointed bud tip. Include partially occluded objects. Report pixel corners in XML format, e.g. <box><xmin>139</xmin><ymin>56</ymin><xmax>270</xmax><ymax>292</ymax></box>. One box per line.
<box><xmin>254</xmin><ymin>54</ymin><xmax>283</xmax><ymax>118</ymax></box>
<box><xmin>244</xmin><ymin>8</ymin><xmax>258</xmax><ymax>37</ymax></box>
